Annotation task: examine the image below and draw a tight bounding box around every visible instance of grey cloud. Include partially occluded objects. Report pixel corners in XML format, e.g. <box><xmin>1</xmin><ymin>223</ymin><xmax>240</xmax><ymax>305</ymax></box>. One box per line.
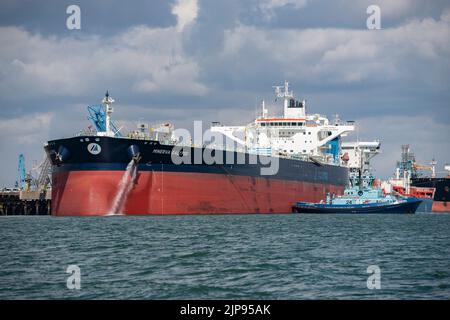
<box><xmin>355</xmin><ymin>115</ymin><xmax>450</xmax><ymax>179</ymax></box>
<box><xmin>0</xmin><ymin>25</ymin><xmax>208</xmax><ymax>108</ymax></box>
<box><xmin>0</xmin><ymin>0</ymin><xmax>176</xmax><ymax>35</ymax></box>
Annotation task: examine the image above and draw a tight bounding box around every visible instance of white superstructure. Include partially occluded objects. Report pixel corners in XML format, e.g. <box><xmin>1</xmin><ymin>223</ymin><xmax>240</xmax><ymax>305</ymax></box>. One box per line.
<box><xmin>340</xmin><ymin>141</ymin><xmax>381</xmax><ymax>188</ymax></box>
<box><xmin>211</xmin><ymin>81</ymin><xmax>355</xmax><ymax>165</ymax></box>
<box><xmin>95</xmin><ymin>90</ymin><xmax>116</xmax><ymax>137</ymax></box>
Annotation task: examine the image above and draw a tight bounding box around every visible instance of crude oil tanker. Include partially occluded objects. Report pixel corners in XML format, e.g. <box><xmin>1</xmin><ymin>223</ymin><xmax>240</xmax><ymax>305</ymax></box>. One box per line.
<box><xmin>44</xmin><ymin>82</ymin><xmax>355</xmax><ymax>216</ymax></box>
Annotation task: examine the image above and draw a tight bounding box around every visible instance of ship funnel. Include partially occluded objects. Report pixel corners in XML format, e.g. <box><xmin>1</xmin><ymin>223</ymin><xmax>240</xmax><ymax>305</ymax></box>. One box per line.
<box><xmin>127</xmin><ymin>145</ymin><xmax>141</xmax><ymax>163</ymax></box>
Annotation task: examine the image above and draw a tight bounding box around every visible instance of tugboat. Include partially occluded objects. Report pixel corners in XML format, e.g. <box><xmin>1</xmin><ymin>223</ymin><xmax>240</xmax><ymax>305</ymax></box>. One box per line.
<box><xmin>293</xmin><ymin>141</ymin><xmax>422</xmax><ymax>214</ymax></box>
<box><xmin>292</xmin><ymin>187</ymin><xmax>422</xmax><ymax>214</ymax></box>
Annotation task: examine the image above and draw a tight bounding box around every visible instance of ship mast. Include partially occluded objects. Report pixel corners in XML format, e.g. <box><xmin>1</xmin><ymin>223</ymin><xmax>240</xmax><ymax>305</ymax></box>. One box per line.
<box><xmin>274</xmin><ymin>81</ymin><xmax>292</xmax><ymax>108</ymax></box>
<box><xmin>430</xmin><ymin>159</ymin><xmax>437</xmax><ymax>178</ymax></box>
<box><xmin>273</xmin><ymin>80</ymin><xmax>294</xmax><ymax>117</ymax></box>
<box><xmin>273</xmin><ymin>80</ymin><xmax>306</xmax><ymax>118</ymax></box>
<box><xmin>102</xmin><ymin>90</ymin><xmax>115</xmax><ymax>136</ymax></box>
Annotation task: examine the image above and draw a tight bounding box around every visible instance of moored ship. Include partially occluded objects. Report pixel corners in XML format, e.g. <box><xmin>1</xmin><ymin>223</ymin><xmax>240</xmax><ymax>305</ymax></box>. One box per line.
<box><xmin>411</xmin><ymin>175</ymin><xmax>450</xmax><ymax>212</ymax></box>
<box><xmin>382</xmin><ymin>145</ymin><xmax>450</xmax><ymax>212</ymax></box>
<box><xmin>45</xmin><ymin>82</ymin><xmax>357</xmax><ymax>216</ymax></box>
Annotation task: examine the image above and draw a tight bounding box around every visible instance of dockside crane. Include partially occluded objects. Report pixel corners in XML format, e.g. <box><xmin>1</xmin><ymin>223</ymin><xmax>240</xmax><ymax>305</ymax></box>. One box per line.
<box><xmin>16</xmin><ymin>154</ymin><xmax>26</xmax><ymax>190</ymax></box>
<box><xmin>33</xmin><ymin>155</ymin><xmax>52</xmax><ymax>192</ymax></box>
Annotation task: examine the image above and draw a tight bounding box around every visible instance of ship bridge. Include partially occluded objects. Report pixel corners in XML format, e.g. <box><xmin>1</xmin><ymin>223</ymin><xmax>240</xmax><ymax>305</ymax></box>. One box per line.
<box><xmin>211</xmin><ymin>81</ymin><xmax>355</xmax><ymax>165</ymax></box>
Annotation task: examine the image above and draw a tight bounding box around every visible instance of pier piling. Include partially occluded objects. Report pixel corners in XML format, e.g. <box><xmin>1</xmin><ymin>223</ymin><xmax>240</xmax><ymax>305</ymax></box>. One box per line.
<box><xmin>0</xmin><ymin>191</ymin><xmax>51</xmax><ymax>215</ymax></box>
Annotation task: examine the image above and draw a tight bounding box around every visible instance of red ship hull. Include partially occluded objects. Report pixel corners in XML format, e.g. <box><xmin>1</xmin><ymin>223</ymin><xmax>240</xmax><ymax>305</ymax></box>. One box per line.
<box><xmin>410</xmin><ymin>178</ymin><xmax>450</xmax><ymax>213</ymax></box>
<box><xmin>432</xmin><ymin>201</ymin><xmax>449</xmax><ymax>212</ymax></box>
<box><xmin>52</xmin><ymin>171</ymin><xmax>344</xmax><ymax>216</ymax></box>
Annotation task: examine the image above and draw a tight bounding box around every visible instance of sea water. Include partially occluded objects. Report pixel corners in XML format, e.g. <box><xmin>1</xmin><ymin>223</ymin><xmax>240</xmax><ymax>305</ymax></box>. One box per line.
<box><xmin>0</xmin><ymin>213</ymin><xmax>449</xmax><ymax>299</ymax></box>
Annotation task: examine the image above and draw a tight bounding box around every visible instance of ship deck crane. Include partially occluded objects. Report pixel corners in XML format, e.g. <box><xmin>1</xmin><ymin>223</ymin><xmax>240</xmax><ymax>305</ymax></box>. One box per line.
<box><xmin>413</xmin><ymin>159</ymin><xmax>437</xmax><ymax>178</ymax></box>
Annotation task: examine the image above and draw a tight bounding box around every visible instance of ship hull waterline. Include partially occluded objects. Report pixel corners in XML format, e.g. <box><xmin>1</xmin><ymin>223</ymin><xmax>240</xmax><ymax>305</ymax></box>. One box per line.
<box><xmin>292</xmin><ymin>198</ymin><xmax>422</xmax><ymax>214</ymax></box>
<box><xmin>411</xmin><ymin>177</ymin><xmax>450</xmax><ymax>213</ymax></box>
<box><xmin>46</xmin><ymin>136</ymin><xmax>349</xmax><ymax>216</ymax></box>
<box><xmin>52</xmin><ymin>170</ymin><xmax>345</xmax><ymax>216</ymax></box>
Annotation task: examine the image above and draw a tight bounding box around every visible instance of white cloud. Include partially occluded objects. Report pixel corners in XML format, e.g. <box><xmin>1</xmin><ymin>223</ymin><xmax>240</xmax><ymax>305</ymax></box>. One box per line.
<box><xmin>0</xmin><ymin>112</ymin><xmax>54</xmax><ymax>186</ymax></box>
<box><xmin>222</xmin><ymin>14</ymin><xmax>450</xmax><ymax>85</ymax></box>
<box><xmin>261</xmin><ymin>0</ymin><xmax>307</xmax><ymax>10</ymax></box>
<box><xmin>0</xmin><ymin>24</ymin><xmax>208</xmax><ymax>100</ymax></box>
<box><xmin>441</xmin><ymin>8</ymin><xmax>450</xmax><ymax>23</ymax></box>
<box><xmin>0</xmin><ymin>112</ymin><xmax>53</xmax><ymax>144</ymax></box>
<box><xmin>259</xmin><ymin>0</ymin><xmax>307</xmax><ymax>19</ymax></box>
<box><xmin>172</xmin><ymin>0</ymin><xmax>199</xmax><ymax>31</ymax></box>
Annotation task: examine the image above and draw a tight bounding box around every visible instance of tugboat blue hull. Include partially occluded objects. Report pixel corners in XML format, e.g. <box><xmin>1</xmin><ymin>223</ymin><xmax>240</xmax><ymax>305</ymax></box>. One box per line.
<box><xmin>293</xmin><ymin>198</ymin><xmax>422</xmax><ymax>214</ymax></box>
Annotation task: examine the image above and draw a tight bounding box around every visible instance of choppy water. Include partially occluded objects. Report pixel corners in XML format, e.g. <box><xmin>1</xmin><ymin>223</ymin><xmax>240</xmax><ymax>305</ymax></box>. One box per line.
<box><xmin>0</xmin><ymin>214</ymin><xmax>449</xmax><ymax>299</ymax></box>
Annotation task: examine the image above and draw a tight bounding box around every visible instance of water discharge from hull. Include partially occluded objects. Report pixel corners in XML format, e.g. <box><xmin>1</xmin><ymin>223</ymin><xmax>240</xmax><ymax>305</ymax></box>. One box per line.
<box><xmin>107</xmin><ymin>159</ymin><xmax>138</xmax><ymax>215</ymax></box>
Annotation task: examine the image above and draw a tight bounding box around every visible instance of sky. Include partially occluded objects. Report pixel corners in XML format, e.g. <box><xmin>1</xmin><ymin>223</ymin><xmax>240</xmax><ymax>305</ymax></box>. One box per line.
<box><xmin>0</xmin><ymin>0</ymin><xmax>449</xmax><ymax>185</ymax></box>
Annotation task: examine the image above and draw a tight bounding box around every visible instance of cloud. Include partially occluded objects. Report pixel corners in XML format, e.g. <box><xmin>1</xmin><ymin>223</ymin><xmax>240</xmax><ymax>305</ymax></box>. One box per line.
<box><xmin>0</xmin><ymin>112</ymin><xmax>54</xmax><ymax>186</ymax></box>
<box><xmin>350</xmin><ymin>0</ymin><xmax>418</xmax><ymax>19</ymax></box>
<box><xmin>355</xmin><ymin>115</ymin><xmax>450</xmax><ymax>179</ymax></box>
<box><xmin>259</xmin><ymin>0</ymin><xmax>307</xmax><ymax>20</ymax></box>
<box><xmin>441</xmin><ymin>7</ymin><xmax>450</xmax><ymax>22</ymax></box>
<box><xmin>172</xmin><ymin>0</ymin><xmax>199</xmax><ymax>31</ymax></box>
<box><xmin>261</xmin><ymin>0</ymin><xmax>307</xmax><ymax>10</ymax></box>
<box><xmin>0</xmin><ymin>112</ymin><xmax>53</xmax><ymax>144</ymax></box>
<box><xmin>0</xmin><ymin>24</ymin><xmax>208</xmax><ymax>103</ymax></box>
<box><xmin>219</xmin><ymin>14</ymin><xmax>450</xmax><ymax>89</ymax></box>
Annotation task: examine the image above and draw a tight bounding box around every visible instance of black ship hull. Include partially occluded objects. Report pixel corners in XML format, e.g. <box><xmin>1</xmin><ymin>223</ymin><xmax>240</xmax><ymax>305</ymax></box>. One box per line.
<box><xmin>411</xmin><ymin>177</ymin><xmax>450</xmax><ymax>212</ymax></box>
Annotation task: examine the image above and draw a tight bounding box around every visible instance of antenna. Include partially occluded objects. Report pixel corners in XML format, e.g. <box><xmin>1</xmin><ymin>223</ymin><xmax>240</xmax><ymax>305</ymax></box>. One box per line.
<box><xmin>273</xmin><ymin>80</ymin><xmax>295</xmax><ymax>118</ymax></box>
<box><xmin>272</xmin><ymin>80</ymin><xmax>294</xmax><ymax>100</ymax></box>
<box><xmin>430</xmin><ymin>158</ymin><xmax>437</xmax><ymax>178</ymax></box>
<box><xmin>261</xmin><ymin>100</ymin><xmax>268</xmax><ymax>118</ymax></box>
